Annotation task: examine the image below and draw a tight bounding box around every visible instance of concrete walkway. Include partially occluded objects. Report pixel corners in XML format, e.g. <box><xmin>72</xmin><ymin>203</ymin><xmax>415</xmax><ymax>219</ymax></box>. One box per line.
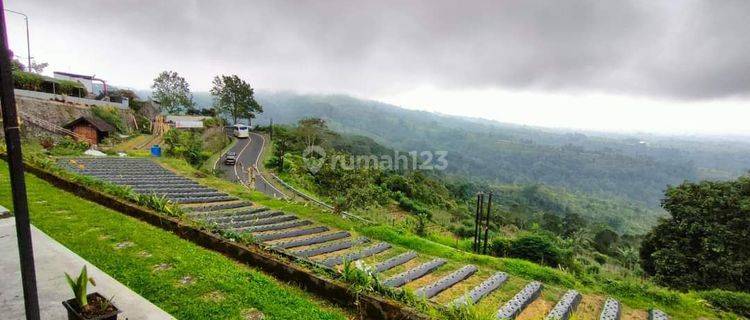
<box><xmin>0</xmin><ymin>217</ymin><xmax>173</xmax><ymax>320</ymax></box>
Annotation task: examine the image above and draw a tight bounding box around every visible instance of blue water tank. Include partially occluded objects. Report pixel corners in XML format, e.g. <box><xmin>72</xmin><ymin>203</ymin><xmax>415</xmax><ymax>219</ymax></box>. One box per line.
<box><xmin>150</xmin><ymin>145</ymin><xmax>162</xmax><ymax>157</ymax></box>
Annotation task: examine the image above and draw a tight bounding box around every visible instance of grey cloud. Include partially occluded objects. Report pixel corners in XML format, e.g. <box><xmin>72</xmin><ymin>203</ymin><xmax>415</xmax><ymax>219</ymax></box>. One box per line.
<box><xmin>13</xmin><ymin>0</ymin><xmax>750</xmax><ymax>99</ymax></box>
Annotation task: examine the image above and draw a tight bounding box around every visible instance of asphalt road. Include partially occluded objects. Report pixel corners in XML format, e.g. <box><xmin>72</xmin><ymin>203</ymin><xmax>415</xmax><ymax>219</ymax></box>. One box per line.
<box><xmin>214</xmin><ymin>132</ymin><xmax>286</xmax><ymax>198</ymax></box>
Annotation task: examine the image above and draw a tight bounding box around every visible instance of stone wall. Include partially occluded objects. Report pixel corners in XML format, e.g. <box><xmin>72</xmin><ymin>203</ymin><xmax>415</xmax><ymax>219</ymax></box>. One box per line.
<box><xmin>15</xmin><ymin>94</ymin><xmax>135</xmax><ymax>139</ymax></box>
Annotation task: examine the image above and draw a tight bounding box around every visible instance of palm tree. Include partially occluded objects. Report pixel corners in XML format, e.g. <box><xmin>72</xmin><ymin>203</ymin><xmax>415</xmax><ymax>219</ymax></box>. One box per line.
<box><xmin>568</xmin><ymin>230</ymin><xmax>591</xmax><ymax>256</ymax></box>
<box><xmin>618</xmin><ymin>246</ymin><xmax>639</xmax><ymax>270</ymax></box>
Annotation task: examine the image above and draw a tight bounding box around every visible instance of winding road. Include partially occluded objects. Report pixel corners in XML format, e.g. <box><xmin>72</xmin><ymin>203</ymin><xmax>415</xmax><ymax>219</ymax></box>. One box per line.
<box><xmin>213</xmin><ymin>132</ymin><xmax>286</xmax><ymax>198</ymax></box>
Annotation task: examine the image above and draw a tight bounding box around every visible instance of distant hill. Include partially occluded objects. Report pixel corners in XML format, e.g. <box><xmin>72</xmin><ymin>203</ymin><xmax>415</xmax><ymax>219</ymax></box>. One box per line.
<box><xmin>240</xmin><ymin>92</ymin><xmax>749</xmax><ymax>207</ymax></box>
<box><xmin>164</xmin><ymin>91</ymin><xmax>750</xmax><ymax>214</ymax></box>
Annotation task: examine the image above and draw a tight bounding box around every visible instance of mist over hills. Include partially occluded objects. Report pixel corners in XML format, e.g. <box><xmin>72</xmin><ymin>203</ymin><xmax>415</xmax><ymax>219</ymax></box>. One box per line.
<box><xmin>179</xmin><ymin>91</ymin><xmax>750</xmax><ymax>215</ymax></box>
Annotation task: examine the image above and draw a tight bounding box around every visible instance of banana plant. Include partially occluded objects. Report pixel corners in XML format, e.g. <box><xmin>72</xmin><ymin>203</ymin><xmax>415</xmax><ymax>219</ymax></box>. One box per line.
<box><xmin>64</xmin><ymin>266</ymin><xmax>96</xmax><ymax>307</ymax></box>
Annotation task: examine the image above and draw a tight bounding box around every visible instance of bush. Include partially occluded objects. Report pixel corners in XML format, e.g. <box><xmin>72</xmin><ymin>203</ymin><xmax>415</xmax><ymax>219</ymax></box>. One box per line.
<box><xmin>202</xmin><ymin>117</ymin><xmax>224</xmax><ymax>128</ymax></box>
<box><xmin>698</xmin><ymin>289</ymin><xmax>750</xmax><ymax>317</ymax></box>
<box><xmin>136</xmin><ymin>115</ymin><xmax>151</xmax><ymax>134</ymax></box>
<box><xmin>91</xmin><ymin>106</ymin><xmax>126</xmax><ymax>133</ymax></box>
<box><xmin>56</xmin><ymin>80</ymin><xmax>87</xmax><ymax>97</ymax></box>
<box><xmin>163</xmin><ymin>129</ymin><xmax>206</xmax><ymax>166</ymax></box>
<box><xmin>593</xmin><ymin>252</ymin><xmax>608</xmax><ymax>265</ymax></box>
<box><xmin>508</xmin><ymin>234</ymin><xmax>566</xmax><ymax>267</ymax></box>
<box><xmin>395</xmin><ymin>192</ymin><xmax>432</xmax><ymax>219</ymax></box>
<box><xmin>490</xmin><ymin>237</ymin><xmax>512</xmax><ymax>257</ymax></box>
<box><xmin>50</xmin><ymin>137</ymin><xmax>88</xmax><ymax>156</ymax></box>
<box><xmin>13</xmin><ymin>71</ymin><xmax>43</xmax><ymax>91</ymax></box>
<box><xmin>39</xmin><ymin>136</ymin><xmax>55</xmax><ymax>150</ymax></box>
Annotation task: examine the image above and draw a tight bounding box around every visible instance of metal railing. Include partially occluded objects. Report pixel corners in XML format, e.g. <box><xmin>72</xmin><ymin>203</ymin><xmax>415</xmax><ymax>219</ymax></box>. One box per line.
<box><xmin>270</xmin><ymin>173</ymin><xmax>374</xmax><ymax>225</ymax></box>
<box><xmin>18</xmin><ymin>111</ymin><xmax>88</xmax><ymax>142</ymax></box>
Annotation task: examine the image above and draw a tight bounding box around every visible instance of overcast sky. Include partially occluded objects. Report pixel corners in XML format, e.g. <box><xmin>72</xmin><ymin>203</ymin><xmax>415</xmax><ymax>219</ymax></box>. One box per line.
<box><xmin>5</xmin><ymin>0</ymin><xmax>750</xmax><ymax>135</ymax></box>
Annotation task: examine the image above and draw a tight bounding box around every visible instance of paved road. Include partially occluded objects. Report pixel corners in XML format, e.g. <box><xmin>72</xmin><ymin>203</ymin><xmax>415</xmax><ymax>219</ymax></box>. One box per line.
<box><xmin>214</xmin><ymin>132</ymin><xmax>286</xmax><ymax>198</ymax></box>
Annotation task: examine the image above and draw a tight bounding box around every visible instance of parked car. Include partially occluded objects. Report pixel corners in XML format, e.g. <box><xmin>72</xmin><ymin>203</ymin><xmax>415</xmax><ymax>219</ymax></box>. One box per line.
<box><xmin>224</xmin><ymin>152</ymin><xmax>237</xmax><ymax>165</ymax></box>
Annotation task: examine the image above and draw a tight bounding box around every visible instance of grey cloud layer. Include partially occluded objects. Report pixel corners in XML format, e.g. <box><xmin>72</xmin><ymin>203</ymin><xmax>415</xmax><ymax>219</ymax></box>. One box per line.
<box><xmin>20</xmin><ymin>0</ymin><xmax>750</xmax><ymax>99</ymax></box>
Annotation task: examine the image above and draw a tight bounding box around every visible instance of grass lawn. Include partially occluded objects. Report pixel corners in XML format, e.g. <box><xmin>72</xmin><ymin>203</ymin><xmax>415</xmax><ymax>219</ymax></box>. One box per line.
<box><xmin>0</xmin><ymin>161</ymin><xmax>350</xmax><ymax>320</ymax></box>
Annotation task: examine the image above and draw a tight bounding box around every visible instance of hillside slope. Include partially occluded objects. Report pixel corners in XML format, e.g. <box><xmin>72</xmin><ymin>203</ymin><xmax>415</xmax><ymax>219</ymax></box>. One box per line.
<box><xmin>244</xmin><ymin>92</ymin><xmax>750</xmax><ymax>206</ymax></box>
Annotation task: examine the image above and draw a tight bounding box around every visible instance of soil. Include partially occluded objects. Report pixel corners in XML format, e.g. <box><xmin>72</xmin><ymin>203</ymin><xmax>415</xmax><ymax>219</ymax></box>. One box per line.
<box><xmin>71</xmin><ymin>294</ymin><xmax>118</xmax><ymax>319</ymax></box>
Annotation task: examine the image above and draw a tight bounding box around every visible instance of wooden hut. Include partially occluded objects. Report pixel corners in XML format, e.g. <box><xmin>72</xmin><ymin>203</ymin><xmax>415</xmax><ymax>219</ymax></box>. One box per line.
<box><xmin>62</xmin><ymin>116</ymin><xmax>115</xmax><ymax>145</ymax></box>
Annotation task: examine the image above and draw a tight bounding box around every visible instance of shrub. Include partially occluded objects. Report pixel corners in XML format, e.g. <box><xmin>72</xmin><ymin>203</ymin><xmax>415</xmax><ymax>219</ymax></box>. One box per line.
<box><xmin>593</xmin><ymin>252</ymin><xmax>608</xmax><ymax>265</ymax></box>
<box><xmin>50</xmin><ymin>137</ymin><xmax>88</xmax><ymax>156</ymax></box>
<box><xmin>13</xmin><ymin>71</ymin><xmax>43</xmax><ymax>91</ymax></box>
<box><xmin>490</xmin><ymin>237</ymin><xmax>512</xmax><ymax>257</ymax></box>
<box><xmin>164</xmin><ymin>129</ymin><xmax>206</xmax><ymax>166</ymax></box>
<box><xmin>136</xmin><ymin>115</ymin><xmax>151</xmax><ymax>134</ymax></box>
<box><xmin>698</xmin><ymin>289</ymin><xmax>750</xmax><ymax>317</ymax></box>
<box><xmin>91</xmin><ymin>106</ymin><xmax>126</xmax><ymax>133</ymax></box>
<box><xmin>202</xmin><ymin>117</ymin><xmax>224</xmax><ymax>128</ymax></box>
<box><xmin>508</xmin><ymin>234</ymin><xmax>565</xmax><ymax>267</ymax></box>
<box><xmin>39</xmin><ymin>136</ymin><xmax>55</xmax><ymax>150</ymax></box>
<box><xmin>56</xmin><ymin>80</ymin><xmax>87</xmax><ymax>97</ymax></box>
<box><xmin>395</xmin><ymin>192</ymin><xmax>432</xmax><ymax>219</ymax></box>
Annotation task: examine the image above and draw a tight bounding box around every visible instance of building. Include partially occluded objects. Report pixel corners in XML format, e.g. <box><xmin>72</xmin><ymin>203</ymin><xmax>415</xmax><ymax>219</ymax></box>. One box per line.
<box><xmin>165</xmin><ymin>115</ymin><xmax>210</xmax><ymax>129</ymax></box>
<box><xmin>53</xmin><ymin>71</ymin><xmax>108</xmax><ymax>97</ymax></box>
<box><xmin>62</xmin><ymin>116</ymin><xmax>115</xmax><ymax>145</ymax></box>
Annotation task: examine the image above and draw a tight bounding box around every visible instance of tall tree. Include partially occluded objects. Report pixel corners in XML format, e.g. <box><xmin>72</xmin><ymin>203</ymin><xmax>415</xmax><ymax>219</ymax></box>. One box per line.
<box><xmin>210</xmin><ymin>74</ymin><xmax>262</xmax><ymax>124</ymax></box>
<box><xmin>640</xmin><ymin>176</ymin><xmax>750</xmax><ymax>291</ymax></box>
<box><xmin>296</xmin><ymin>118</ymin><xmax>330</xmax><ymax>149</ymax></box>
<box><xmin>151</xmin><ymin>71</ymin><xmax>194</xmax><ymax>114</ymax></box>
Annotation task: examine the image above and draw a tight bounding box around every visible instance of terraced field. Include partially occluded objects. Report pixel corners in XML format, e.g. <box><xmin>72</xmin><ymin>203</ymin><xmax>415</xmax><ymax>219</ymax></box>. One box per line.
<box><xmin>60</xmin><ymin>157</ymin><xmax>670</xmax><ymax>320</ymax></box>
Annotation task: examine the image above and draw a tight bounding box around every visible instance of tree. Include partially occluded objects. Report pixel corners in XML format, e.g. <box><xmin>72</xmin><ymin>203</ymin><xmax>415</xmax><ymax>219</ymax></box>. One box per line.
<box><xmin>541</xmin><ymin>212</ymin><xmax>564</xmax><ymax>235</ymax></box>
<box><xmin>593</xmin><ymin>228</ymin><xmax>620</xmax><ymax>254</ymax></box>
<box><xmin>210</xmin><ymin>74</ymin><xmax>262</xmax><ymax>124</ymax></box>
<box><xmin>296</xmin><ymin>118</ymin><xmax>330</xmax><ymax>149</ymax></box>
<box><xmin>618</xmin><ymin>246</ymin><xmax>639</xmax><ymax>271</ymax></box>
<box><xmin>562</xmin><ymin>212</ymin><xmax>586</xmax><ymax>238</ymax></box>
<box><xmin>640</xmin><ymin>176</ymin><xmax>750</xmax><ymax>291</ymax></box>
<box><xmin>29</xmin><ymin>59</ymin><xmax>48</xmax><ymax>73</ymax></box>
<box><xmin>11</xmin><ymin>58</ymin><xmax>24</xmax><ymax>72</ymax></box>
<box><xmin>151</xmin><ymin>71</ymin><xmax>194</xmax><ymax>114</ymax></box>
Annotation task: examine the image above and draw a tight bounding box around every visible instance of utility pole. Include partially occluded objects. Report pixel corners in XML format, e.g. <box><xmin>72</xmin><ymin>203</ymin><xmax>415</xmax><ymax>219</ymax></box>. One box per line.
<box><xmin>4</xmin><ymin>9</ymin><xmax>30</xmax><ymax>72</ymax></box>
<box><xmin>269</xmin><ymin>118</ymin><xmax>273</xmax><ymax>141</ymax></box>
<box><xmin>473</xmin><ymin>193</ymin><xmax>481</xmax><ymax>252</ymax></box>
<box><xmin>0</xmin><ymin>2</ymin><xmax>40</xmax><ymax>319</ymax></box>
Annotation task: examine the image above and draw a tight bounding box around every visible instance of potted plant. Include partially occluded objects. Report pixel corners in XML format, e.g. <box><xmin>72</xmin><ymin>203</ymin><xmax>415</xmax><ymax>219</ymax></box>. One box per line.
<box><xmin>62</xmin><ymin>266</ymin><xmax>120</xmax><ymax>320</ymax></box>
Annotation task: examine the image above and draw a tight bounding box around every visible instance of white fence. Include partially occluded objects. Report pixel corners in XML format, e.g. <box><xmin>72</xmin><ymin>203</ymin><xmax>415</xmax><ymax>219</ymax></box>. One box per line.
<box><xmin>14</xmin><ymin>89</ymin><xmax>129</xmax><ymax>109</ymax></box>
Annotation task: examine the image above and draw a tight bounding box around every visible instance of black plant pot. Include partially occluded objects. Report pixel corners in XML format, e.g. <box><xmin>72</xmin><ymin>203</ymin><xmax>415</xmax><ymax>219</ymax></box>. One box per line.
<box><xmin>62</xmin><ymin>292</ymin><xmax>121</xmax><ymax>320</ymax></box>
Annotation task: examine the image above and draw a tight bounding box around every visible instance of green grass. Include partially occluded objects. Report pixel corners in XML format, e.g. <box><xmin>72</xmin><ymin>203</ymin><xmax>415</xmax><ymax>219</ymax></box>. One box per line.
<box><xmin>0</xmin><ymin>161</ymin><xmax>349</xmax><ymax>320</ymax></box>
<box><xmin>153</xmin><ymin>156</ymin><xmax>735</xmax><ymax>319</ymax></box>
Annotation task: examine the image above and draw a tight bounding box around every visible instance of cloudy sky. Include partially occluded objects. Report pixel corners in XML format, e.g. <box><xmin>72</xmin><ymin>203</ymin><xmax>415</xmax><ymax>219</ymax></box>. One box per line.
<box><xmin>5</xmin><ymin>0</ymin><xmax>750</xmax><ymax>135</ymax></box>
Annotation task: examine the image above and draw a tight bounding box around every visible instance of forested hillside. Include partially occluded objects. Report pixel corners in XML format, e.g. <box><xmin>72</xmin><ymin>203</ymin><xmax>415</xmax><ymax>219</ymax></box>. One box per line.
<box><xmin>242</xmin><ymin>92</ymin><xmax>750</xmax><ymax>207</ymax></box>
